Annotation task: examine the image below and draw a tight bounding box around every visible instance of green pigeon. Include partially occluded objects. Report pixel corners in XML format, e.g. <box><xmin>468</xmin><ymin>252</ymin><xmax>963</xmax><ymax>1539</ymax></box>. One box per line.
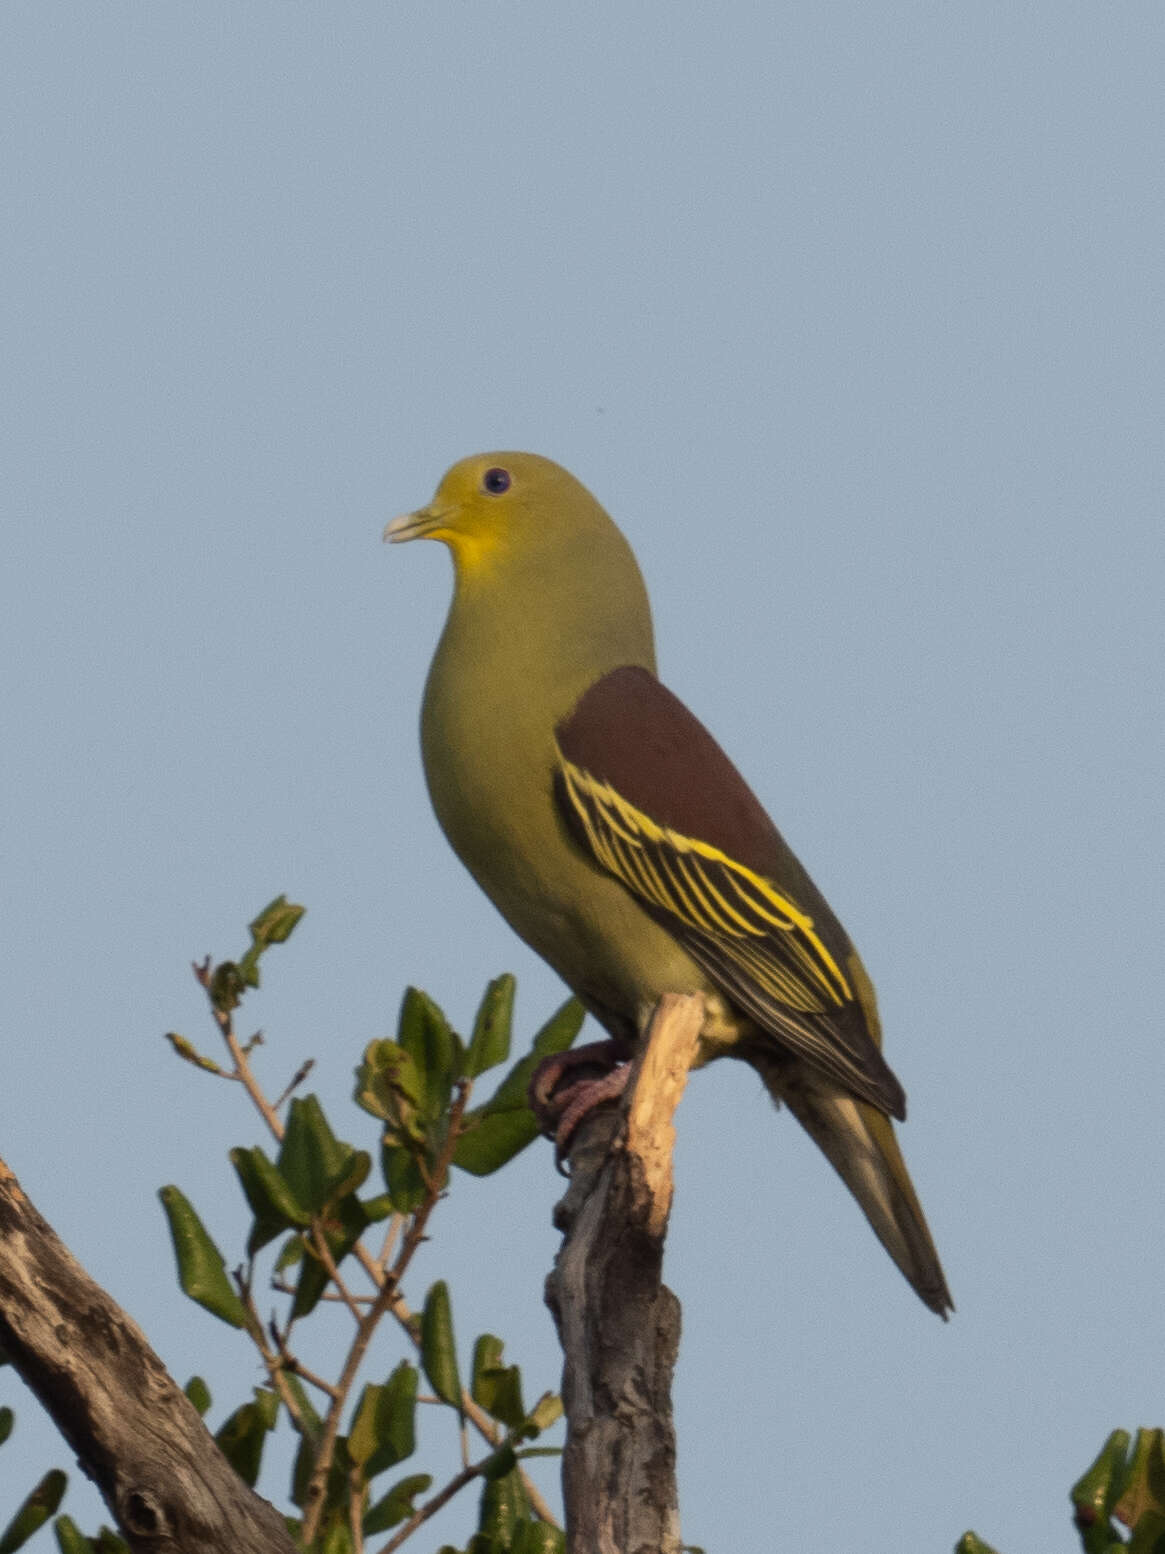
<box><xmin>387</xmin><ymin>451</ymin><xmax>952</xmax><ymax>1317</ymax></box>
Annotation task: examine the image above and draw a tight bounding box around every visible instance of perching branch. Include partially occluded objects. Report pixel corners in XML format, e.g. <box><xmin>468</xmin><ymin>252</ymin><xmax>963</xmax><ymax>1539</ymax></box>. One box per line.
<box><xmin>0</xmin><ymin>1154</ymin><xmax>298</xmax><ymax>1554</ymax></box>
<box><xmin>544</xmin><ymin>991</ymin><xmax>704</xmax><ymax>1554</ymax></box>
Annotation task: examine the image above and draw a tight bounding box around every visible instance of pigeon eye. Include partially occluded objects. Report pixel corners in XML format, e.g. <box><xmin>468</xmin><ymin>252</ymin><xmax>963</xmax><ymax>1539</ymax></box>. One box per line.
<box><xmin>482</xmin><ymin>467</ymin><xmax>511</xmax><ymax>495</ymax></box>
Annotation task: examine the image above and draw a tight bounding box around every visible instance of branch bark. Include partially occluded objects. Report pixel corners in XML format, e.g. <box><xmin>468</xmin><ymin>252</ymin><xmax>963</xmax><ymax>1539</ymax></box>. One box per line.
<box><xmin>0</xmin><ymin>1155</ymin><xmax>298</xmax><ymax>1554</ymax></box>
<box><xmin>544</xmin><ymin>991</ymin><xmax>703</xmax><ymax>1554</ymax></box>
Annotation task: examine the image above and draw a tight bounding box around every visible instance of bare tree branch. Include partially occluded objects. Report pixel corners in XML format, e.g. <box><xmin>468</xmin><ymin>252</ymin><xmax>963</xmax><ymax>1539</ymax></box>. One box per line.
<box><xmin>0</xmin><ymin>1154</ymin><xmax>297</xmax><ymax>1554</ymax></box>
<box><xmin>544</xmin><ymin>991</ymin><xmax>703</xmax><ymax>1554</ymax></box>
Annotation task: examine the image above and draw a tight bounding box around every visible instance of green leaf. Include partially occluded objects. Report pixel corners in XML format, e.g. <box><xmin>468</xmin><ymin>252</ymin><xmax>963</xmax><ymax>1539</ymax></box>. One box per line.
<box><xmin>465</xmin><ymin>976</ymin><xmax>515</xmax><ymax>1078</ymax></box>
<box><xmin>382</xmin><ymin>1142</ymin><xmax>427</xmax><ymax>1214</ymax></box>
<box><xmin>278</xmin><ymin>1096</ymin><xmax>370</xmax><ymax>1214</ymax></box>
<box><xmin>454</xmin><ymin>998</ymin><xmax>583</xmax><ymax>1176</ymax></box>
<box><xmin>290</xmin><ymin>1432</ymin><xmax>313</xmax><ymax>1511</ymax></box>
<box><xmin>0</xmin><ymin>1469</ymin><xmax>67</xmax><ymax>1553</ymax></box>
<box><xmin>954</xmin><ymin>1536</ymin><xmax>1002</xmax><ymax>1554</ymax></box>
<box><xmin>236</xmin><ymin>896</ymin><xmax>306</xmax><ymax>987</ymax></box>
<box><xmin>1074</xmin><ymin>1429</ymin><xmax>1132</xmax><ymax>1507</ymax></box>
<box><xmin>397</xmin><ymin>988</ymin><xmax>461</xmax><ymax>1120</ymax></box>
<box><xmin>291</xmin><ymin>1195</ymin><xmax>370</xmax><ymax>1318</ymax></box>
<box><xmin>230</xmin><ymin>1145</ymin><xmax>312</xmax><ymax>1257</ymax></box>
<box><xmin>1072</xmin><ymin>1430</ymin><xmax>1132</xmax><ymax>1554</ymax></box>
<box><xmin>355</xmin><ymin>1039</ymin><xmax>426</xmax><ymax>1151</ymax></box>
<box><xmin>290</xmin><ymin>1431</ymin><xmax>350</xmax><ymax>1514</ymax></box>
<box><xmin>1114</xmin><ymin>1429</ymin><xmax>1165</xmax><ymax>1538</ymax></box>
<box><xmin>491</xmin><ymin>999</ymin><xmax>584</xmax><ymax>1110</ymax></box>
<box><xmin>471</xmin><ymin>1335</ymin><xmax>525</xmax><ymax>1428</ymax></box>
<box><xmin>452</xmin><ymin>1107</ymin><xmax>539</xmax><ymax>1177</ymax></box>
<box><xmin>320</xmin><ymin>1521</ymin><xmax>354</xmax><ymax>1554</ymax></box>
<box><xmin>250</xmin><ymin>895</ymin><xmax>306</xmax><ymax>947</ymax></box>
<box><xmin>164</xmin><ymin>1033</ymin><xmax>225</xmax><ymax>1074</ymax></box>
<box><xmin>281</xmin><ymin>1373</ymin><xmax>322</xmax><ymax>1445</ymax></box>
<box><xmin>51</xmin><ymin>1517</ymin><xmax>92</xmax><ymax>1554</ymax></box>
<box><xmin>215</xmin><ymin>1390</ymin><xmax>278</xmax><ymax>1487</ymax></box>
<box><xmin>274</xmin><ymin>1233</ymin><xmax>304</xmax><ymax>1273</ymax></box>
<box><xmin>324</xmin><ymin>1137</ymin><xmax>374</xmax><ymax>1205</ymax></box>
<box><xmin>478</xmin><ymin>1465</ymin><xmax>529</xmax><ymax>1544</ymax></box>
<box><xmin>421</xmin><ymin>1281</ymin><xmax>462</xmax><ymax>1410</ymax></box>
<box><xmin>511</xmin><ymin>1524</ymin><xmax>567</xmax><ymax>1554</ymax></box>
<box><xmin>363</xmin><ymin>1473</ymin><xmax>433</xmax><ymax>1535</ymax></box>
<box><xmin>348</xmin><ymin>1361</ymin><xmax>419</xmax><ymax>1477</ymax></box>
<box><xmin>208</xmin><ymin>960</ymin><xmax>247</xmax><ymax>1013</ymax></box>
<box><xmin>525</xmin><ymin>1393</ymin><xmax>563</xmax><ymax>1435</ymax></box>
<box><xmin>89</xmin><ymin>1530</ymin><xmax>128</xmax><ymax>1554</ymax></box>
<box><xmin>184</xmin><ymin>1376</ymin><xmax>212</xmax><ymax>1416</ymax></box>
<box><xmin>158</xmin><ymin>1186</ymin><xmax>247</xmax><ymax>1328</ymax></box>
<box><xmin>1127</xmin><ymin>1512</ymin><xmax>1165</xmax><ymax>1554</ymax></box>
<box><xmin>0</xmin><ymin>1408</ymin><xmax>12</xmax><ymax>1446</ymax></box>
<box><xmin>479</xmin><ymin>1444</ymin><xmax>518</xmax><ymax>1481</ymax></box>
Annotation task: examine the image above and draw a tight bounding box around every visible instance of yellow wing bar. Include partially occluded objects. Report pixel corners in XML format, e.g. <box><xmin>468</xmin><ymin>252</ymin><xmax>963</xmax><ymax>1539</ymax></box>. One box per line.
<box><xmin>557</xmin><ymin>752</ymin><xmax>852</xmax><ymax>1011</ymax></box>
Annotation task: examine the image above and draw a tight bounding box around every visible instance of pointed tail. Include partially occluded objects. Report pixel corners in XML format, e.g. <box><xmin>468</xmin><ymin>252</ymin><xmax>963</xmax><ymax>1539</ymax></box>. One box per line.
<box><xmin>773</xmin><ymin>1073</ymin><xmax>953</xmax><ymax>1318</ymax></box>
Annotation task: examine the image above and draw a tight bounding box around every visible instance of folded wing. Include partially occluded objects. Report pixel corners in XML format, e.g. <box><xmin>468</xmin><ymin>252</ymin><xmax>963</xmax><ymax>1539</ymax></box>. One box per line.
<box><xmin>554</xmin><ymin>665</ymin><xmax>906</xmax><ymax>1119</ymax></box>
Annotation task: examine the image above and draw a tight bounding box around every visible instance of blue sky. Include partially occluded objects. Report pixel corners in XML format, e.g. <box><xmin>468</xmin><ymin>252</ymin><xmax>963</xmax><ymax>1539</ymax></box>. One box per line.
<box><xmin>2</xmin><ymin>5</ymin><xmax>1163</xmax><ymax>1550</ymax></box>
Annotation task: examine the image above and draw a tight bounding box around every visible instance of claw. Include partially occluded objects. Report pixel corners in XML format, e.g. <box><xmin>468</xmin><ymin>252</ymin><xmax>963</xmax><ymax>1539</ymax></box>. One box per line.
<box><xmin>528</xmin><ymin>1038</ymin><xmax>630</xmax><ymax>1167</ymax></box>
<box><xmin>551</xmin><ymin>1063</ymin><xmax>631</xmax><ymax>1165</ymax></box>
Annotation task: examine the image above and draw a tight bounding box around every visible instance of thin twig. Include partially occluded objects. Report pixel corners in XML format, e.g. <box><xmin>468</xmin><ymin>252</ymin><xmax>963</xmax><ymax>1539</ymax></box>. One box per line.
<box><xmin>276</xmin><ymin>1352</ymin><xmax>340</xmax><ymax>1403</ymax></box>
<box><xmin>300</xmin><ymin>1268</ymin><xmax>398</xmax><ymax>1543</ymax></box>
<box><xmin>272</xmin><ymin>1278</ymin><xmax>376</xmax><ymax>1305</ymax></box>
<box><xmin>348</xmin><ymin>1464</ymin><xmax>366</xmax><ymax>1554</ymax></box>
<box><xmin>272</xmin><ymin>1058</ymin><xmax>315</xmax><ymax>1112</ymax></box>
<box><xmin>235</xmin><ymin>1283</ymin><xmax>322</xmax><ymax>1447</ymax></box>
<box><xmin>387</xmin><ymin>1081</ymin><xmax>470</xmax><ymax>1286</ymax></box>
<box><xmin>301</xmin><ymin>1083</ymin><xmax>472</xmax><ymax>1545</ymax></box>
<box><xmin>350</xmin><ymin>1192</ymin><xmax>558</xmax><ymax>1525</ymax></box>
<box><xmin>309</xmin><ymin>1224</ymin><xmax>365</xmax><ymax>1324</ymax></box>
<box><xmin>193</xmin><ymin>958</ymin><xmax>286</xmax><ymax>1145</ymax></box>
<box><xmin>375</xmin><ymin>1453</ymin><xmax>492</xmax><ymax>1554</ymax></box>
<box><xmin>195</xmin><ymin>961</ymin><xmax>559</xmax><ymax>1531</ymax></box>
<box><xmin>376</xmin><ymin>1213</ymin><xmax>404</xmax><ymax>1271</ymax></box>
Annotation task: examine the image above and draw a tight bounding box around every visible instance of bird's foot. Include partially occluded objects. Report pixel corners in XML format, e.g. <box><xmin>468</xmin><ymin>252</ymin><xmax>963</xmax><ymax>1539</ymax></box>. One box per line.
<box><xmin>550</xmin><ymin>1064</ymin><xmax>632</xmax><ymax>1166</ymax></box>
<box><xmin>528</xmin><ymin>1039</ymin><xmax>631</xmax><ymax>1169</ymax></box>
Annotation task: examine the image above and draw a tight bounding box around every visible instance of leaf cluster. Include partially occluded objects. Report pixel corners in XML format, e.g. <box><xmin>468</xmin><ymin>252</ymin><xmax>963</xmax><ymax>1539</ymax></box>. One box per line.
<box><xmin>2</xmin><ymin>900</ymin><xmax>579</xmax><ymax>1553</ymax></box>
<box><xmin>957</xmin><ymin>1430</ymin><xmax>1165</xmax><ymax>1554</ymax></box>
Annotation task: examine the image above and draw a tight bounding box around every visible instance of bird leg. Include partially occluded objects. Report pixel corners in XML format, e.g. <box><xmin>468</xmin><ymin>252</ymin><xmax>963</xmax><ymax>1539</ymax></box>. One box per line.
<box><xmin>528</xmin><ymin>1039</ymin><xmax>630</xmax><ymax>1166</ymax></box>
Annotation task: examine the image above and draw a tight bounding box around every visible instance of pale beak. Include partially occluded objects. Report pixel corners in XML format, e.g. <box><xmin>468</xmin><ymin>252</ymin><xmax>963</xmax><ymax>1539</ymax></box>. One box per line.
<box><xmin>384</xmin><ymin>506</ymin><xmax>439</xmax><ymax>543</ymax></box>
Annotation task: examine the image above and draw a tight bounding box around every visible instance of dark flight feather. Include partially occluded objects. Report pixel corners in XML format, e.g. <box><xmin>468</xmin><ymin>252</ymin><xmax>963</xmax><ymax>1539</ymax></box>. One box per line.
<box><xmin>554</xmin><ymin>665</ymin><xmax>906</xmax><ymax>1119</ymax></box>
